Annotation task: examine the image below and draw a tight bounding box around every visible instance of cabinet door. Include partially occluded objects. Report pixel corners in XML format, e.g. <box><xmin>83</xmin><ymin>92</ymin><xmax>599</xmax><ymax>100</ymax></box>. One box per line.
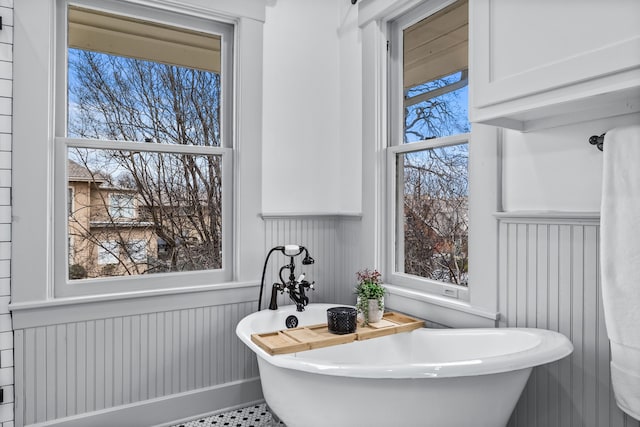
<box><xmin>470</xmin><ymin>0</ymin><xmax>640</xmax><ymax>129</ymax></box>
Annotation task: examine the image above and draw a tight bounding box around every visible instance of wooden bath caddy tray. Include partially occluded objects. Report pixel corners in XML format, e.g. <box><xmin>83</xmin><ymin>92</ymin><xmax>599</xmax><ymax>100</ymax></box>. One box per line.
<box><xmin>251</xmin><ymin>312</ymin><xmax>424</xmax><ymax>355</ymax></box>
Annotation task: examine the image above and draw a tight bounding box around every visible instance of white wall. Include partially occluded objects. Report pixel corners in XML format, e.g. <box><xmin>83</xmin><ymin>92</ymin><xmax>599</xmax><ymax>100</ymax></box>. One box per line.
<box><xmin>502</xmin><ymin>112</ymin><xmax>640</xmax><ymax>212</ymax></box>
<box><xmin>262</xmin><ymin>0</ymin><xmax>362</xmax><ymax>214</ymax></box>
<box><xmin>337</xmin><ymin>1</ymin><xmax>362</xmax><ymax>214</ymax></box>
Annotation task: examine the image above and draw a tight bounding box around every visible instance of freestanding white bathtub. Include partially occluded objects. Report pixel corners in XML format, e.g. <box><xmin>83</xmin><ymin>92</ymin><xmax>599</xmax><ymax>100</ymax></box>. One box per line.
<box><xmin>236</xmin><ymin>304</ymin><xmax>573</xmax><ymax>427</ymax></box>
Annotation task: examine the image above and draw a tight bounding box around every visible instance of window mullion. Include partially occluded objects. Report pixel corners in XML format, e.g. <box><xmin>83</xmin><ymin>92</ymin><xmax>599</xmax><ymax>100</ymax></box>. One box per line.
<box><xmin>388</xmin><ymin>132</ymin><xmax>470</xmax><ymax>155</ymax></box>
<box><xmin>58</xmin><ymin>137</ymin><xmax>229</xmax><ymax>156</ymax></box>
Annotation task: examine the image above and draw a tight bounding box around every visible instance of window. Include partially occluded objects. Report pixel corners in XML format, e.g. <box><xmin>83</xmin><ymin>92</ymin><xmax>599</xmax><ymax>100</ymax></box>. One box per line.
<box><xmin>388</xmin><ymin>0</ymin><xmax>470</xmax><ymax>296</ymax></box>
<box><xmin>109</xmin><ymin>193</ymin><xmax>135</xmax><ymax>219</ymax></box>
<box><xmin>13</xmin><ymin>0</ymin><xmax>265</xmax><ymax>303</ymax></box>
<box><xmin>127</xmin><ymin>240</ymin><xmax>148</xmax><ymax>263</ymax></box>
<box><xmin>56</xmin><ymin>0</ymin><xmax>234</xmax><ymax>287</ymax></box>
<box><xmin>97</xmin><ymin>241</ymin><xmax>119</xmax><ymax>265</ymax></box>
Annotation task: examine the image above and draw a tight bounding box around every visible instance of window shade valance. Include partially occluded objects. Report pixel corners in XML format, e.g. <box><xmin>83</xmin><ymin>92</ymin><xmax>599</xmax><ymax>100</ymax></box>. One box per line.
<box><xmin>68</xmin><ymin>6</ymin><xmax>221</xmax><ymax>73</ymax></box>
<box><xmin>403</xmin><ymin>0</ymin><xmax>468</xmax><ymax>90</ymax></box>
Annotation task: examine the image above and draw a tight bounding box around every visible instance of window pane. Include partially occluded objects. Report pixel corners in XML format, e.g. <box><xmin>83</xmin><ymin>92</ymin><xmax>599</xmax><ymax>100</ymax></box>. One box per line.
<box><xmin>97</xmin><ymin>241</ymin><xmax>119</xmax><ymax>265</ymax></box>
<box><xmin>109</xmin><ymin>194</ymin><xmax>135</xmax><ymax>219</ymax></box>
<box><xmin>127</xmin><ymin>240</ymin><xmax>148</xmax><ymax>263</ymax></box>
<box><xmin>404</xmin><ymin>71</ymin><xmax>469</xmax><ymax>142</ymax></box>
<box><xmin>397</xmin><ymin>144</ymin><xmax>468</xmax><ymax>286</ymax></box>
<box><xmin>402</xmin><ymin>0</ymin><xmax>469</xmax><ymax>143</ymax></box>
<box><xmin>67</xmin><ymin>48</ymin><xmax>222</xmax><ymax>146</ymax></box>
<box><xmin>67</xmin><ymin>148</ymin><xmax>223</xmax><ymax>279</ymax></box>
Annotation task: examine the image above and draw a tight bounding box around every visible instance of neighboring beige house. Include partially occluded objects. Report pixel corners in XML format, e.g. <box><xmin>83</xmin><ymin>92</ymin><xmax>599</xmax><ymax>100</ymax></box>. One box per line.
<box><xmin>67</xmin><ymin>159</ymin><xmax>157</xmax><ymax>279</ymax></box>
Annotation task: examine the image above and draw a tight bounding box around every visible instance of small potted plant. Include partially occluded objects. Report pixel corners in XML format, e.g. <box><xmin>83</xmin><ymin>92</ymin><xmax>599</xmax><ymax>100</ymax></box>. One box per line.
<box><xmin>355</xmin><ymin>268</ymin><xmax>386</xmax><ymax>326</ymax></box>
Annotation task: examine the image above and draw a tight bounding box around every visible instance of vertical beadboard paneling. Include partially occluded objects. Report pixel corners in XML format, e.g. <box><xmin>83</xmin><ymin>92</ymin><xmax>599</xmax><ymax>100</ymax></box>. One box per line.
<box><xmin>262</xmin><ymin>215</ymin><xmax>362</xmax><ymax>310</ymax></box>
<box><xmin>338</xmin><ymin>217</ymin><xmax>362</xmax><ymax>304</ymax></box>
<box><xmin>66</xmin><ymin>323</ymin><xmax>77</xmax><ymax>416</ymax></box>
<box><xmin>86</xmin><ymin>320</ymin><xmax>96</xmax><ymax>413</ymax></box>
<box><xmin>499</xmin><ymin>216</ymin><xmax>640</xmax><ymax>427</ymax></box>
<box><xmin>140</xmin><ymin>314</ymin><xmax>149</xmax><ymax>402</ymax></box>
<box><xmin>104</xmin><ymin>318</ymin><xmax>114</xmax><ymax>410</ymax></box>
<box><xmin>113</xmin><ymin>317</ymin><xmax>123</xmax><ymax>407</ymax></box>
<box><xmin>17</xmin><ymin>215</ymin><xmax>361</xmax><ymax>424</ymax></box>
<box><xmin>76</xmin><ymin>321</ymin><xmax>87</xmax><ymax>414</ymax></box>
<box><xmin>45</xmin><ymin>326</ymin><xmax>56</xmax><ymax>421</ymax></box>
<box><xmin>22</xmin><ymin>329</ymin><xmax>34</xmax><ymax>423</ymax></box>
<box><xmin>17</xmin><ymin>301</ymin><xmax>259</xmax><ymax>424</ymax></box>
<box><xmin>94</xmin><ymin>319</ymin><xmax>105</xmax><ymax>411</ymax></box>
<box><xmin>55</xmin><ymin>325</ymin><xmax>67</xmax><ymax>419</ymax></box>
<box><xmin>130</xmin><ymin>315</ymin><xmax>140</xmax><ymax>403</ymax></box>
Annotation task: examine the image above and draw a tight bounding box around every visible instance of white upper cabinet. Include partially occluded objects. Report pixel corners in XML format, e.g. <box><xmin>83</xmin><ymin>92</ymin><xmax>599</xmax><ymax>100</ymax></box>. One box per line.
<box><xmin>469</xmin><ymin>0</ymin><xmax>640</xmax><ymax>131</ymax></box>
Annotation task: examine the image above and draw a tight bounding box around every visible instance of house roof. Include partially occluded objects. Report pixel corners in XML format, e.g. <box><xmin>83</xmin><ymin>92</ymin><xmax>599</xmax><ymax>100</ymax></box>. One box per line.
<box><xmin>68</xmin><ymin>159</ymin><xmax>108</xmax><ymax>183</ymax></box>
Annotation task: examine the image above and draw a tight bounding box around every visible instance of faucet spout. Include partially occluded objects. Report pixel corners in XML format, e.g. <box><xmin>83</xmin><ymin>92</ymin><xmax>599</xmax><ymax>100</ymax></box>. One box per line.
<box><xmin>268</xmin><ymin>283</ymin><xmax>282</xmax><ymax>310</ymax></box>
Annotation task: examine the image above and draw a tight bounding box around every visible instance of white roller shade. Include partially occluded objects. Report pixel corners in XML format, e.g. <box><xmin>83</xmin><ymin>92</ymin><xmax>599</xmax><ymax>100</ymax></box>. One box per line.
<box><xmin>403</xmin><ymin>0</ymin><xmax>468</xmax><ymax>90</ymax></box>
<box><xmin>68</xmin><ymin>6</ymin><xmax>221</xmax><ymax>73</ymax></box>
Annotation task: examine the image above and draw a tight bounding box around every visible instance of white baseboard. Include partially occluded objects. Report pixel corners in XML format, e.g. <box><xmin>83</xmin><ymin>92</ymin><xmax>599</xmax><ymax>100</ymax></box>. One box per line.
<box><xmin>27</xmin><ymin>378</ymin><xmax>263</xmax><ymax>427</ymax></box>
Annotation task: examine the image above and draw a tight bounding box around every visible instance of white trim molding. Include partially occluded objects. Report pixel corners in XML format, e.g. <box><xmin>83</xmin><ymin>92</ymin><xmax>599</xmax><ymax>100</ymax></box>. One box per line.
<box><xmin>9</xmin><ymin>282</ymin><xmax>259</xmax><ymax>329</ymax></box>
<box><xmin>21</xmin><ymin>379</ymin><xmax>263</xmax><ymax>427</ymax></box>
<box><xmin>495</xmin><ymin>211</ymin><xmax>600</xmax><ymax>224</ymax></box>
<box><xmin>260</xmin><ymin>212</ymin><xmax>362</xmax><ymax>220</ymax></box>
<box><xmin>385</xmin><ymin>284</ymin><xmax>499</xmax><ymax>328</ymax></box>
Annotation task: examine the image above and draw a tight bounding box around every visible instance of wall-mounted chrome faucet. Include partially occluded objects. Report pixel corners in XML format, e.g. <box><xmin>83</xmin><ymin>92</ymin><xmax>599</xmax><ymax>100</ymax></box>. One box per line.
<box><xmin>258</xmin><ymin>245</ymin><xmax>315</xmax><ymax>311</ymax></box>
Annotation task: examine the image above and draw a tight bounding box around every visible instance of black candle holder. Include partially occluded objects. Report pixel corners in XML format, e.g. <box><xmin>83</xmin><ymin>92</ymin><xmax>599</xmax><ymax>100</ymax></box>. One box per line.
<box><xmin>327</xmin><ymin>306</ymin><xmax>357</xmax><ymax>334</ymax></box>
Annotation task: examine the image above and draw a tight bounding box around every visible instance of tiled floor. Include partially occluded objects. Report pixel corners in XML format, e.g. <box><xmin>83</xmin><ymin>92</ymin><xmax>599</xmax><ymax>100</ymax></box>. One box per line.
<box><xmin>172</xmin><ymin>403</ymin><xmax>285</xmax><ymax>427</ymax></box>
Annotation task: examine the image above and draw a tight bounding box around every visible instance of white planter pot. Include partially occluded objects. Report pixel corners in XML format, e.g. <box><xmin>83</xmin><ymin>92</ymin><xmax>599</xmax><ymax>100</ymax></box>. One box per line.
<box><xmin>357</xmin><ymin>297</ymin><xmax>384</xmax><ymax>324</ymax></box>
<box><xmin>368</xmin><ymin>297</ymin><xmax>384</xmax><ymax>323</ymax></box>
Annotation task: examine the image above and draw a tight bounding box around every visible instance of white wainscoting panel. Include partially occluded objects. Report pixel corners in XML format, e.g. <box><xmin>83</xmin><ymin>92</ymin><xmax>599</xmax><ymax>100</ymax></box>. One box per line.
<box><xmin>262</xmin><ymin>215</ymin><xmax>362</xmax><ymax>309</ymax></box>
<box><xmin>498</xmin><ymin>215</ymin><xmax>639</xmax><ymax>427</ymax></box>
<box><xmin>15</xmin><ymin>301</ymin><xmax>258</xmax><ymax>425</ymax></box>
<box><xmin>14</xmin><ymin>214</ymin><xmax>362</xmax><ymax>426</ymax></box>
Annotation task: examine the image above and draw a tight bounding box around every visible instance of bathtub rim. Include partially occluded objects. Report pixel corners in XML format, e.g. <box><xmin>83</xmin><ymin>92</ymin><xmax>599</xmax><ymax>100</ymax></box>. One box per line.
<box><xmin>236</xmin><ymin>304</ymin><xmax>574</xmax><ymax>379</ymax></box>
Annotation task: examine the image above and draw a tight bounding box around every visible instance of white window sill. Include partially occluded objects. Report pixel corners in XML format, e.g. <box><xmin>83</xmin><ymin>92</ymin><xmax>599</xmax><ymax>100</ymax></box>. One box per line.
<box><xmin>384</xmin><ymin>284</ymin><xmax>499</xmax><ymax>328</ymax></box>
<box><xmin>10</xmin><ymin>281</ymin><xmax>260</xmax><ymax>329</ymax></box>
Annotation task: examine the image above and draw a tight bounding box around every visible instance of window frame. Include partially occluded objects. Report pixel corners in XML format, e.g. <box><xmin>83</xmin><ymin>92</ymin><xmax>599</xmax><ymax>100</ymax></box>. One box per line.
<box><xmin>12</xmin><ymin>0</ymin><xmax>265</xmax><ymax>305</ymax></box>
<box><xmin>386</xmin><ymin>134</ymin><xmax>471</xmax><ymax>300</ymax></box>
<box><xmin>53</xmin><ymin>0</ymin><xmax>235</xmax><ymax>296</ymax></box>
<box><xmin>359</xmin><ymin>0</ymin><xmax>501</xmax><ymax>325</ymax></box>
<box><xmin>386</xmin><ymin>1</ymin><xmax>470</xmax><ymax>301</ymax></box>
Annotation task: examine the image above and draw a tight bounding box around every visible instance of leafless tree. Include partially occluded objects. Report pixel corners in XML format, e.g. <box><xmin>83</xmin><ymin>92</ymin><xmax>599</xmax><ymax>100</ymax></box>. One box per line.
<box><xmin>401</xmin><ymin>74</ymin><xmax>469</xmax><ymax>285</ymax></box>
<box><xmin>67</xmin><ymin>49</ymin><xmax>223</xmax><ymax>277</ymax></box>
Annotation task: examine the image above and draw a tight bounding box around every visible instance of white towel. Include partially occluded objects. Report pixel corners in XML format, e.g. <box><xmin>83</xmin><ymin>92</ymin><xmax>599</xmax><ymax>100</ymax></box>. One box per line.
<box><xmin>601</xmin><ymin>124</ymin><xmax>640</xmax><ymax>421</ymax></box>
